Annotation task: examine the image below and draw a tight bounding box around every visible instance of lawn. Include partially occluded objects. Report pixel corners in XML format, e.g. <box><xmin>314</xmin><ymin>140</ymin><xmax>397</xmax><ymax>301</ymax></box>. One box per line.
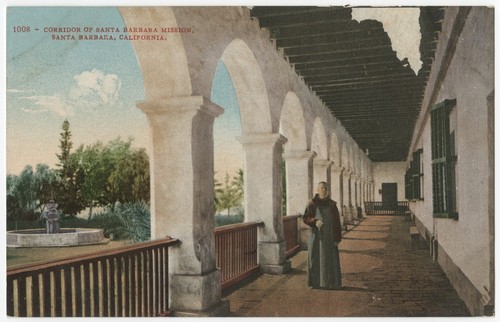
<box><xmin>7</xmin><ymin>241</ymin><xmax>129</xmax><ymax>269</ymax></box>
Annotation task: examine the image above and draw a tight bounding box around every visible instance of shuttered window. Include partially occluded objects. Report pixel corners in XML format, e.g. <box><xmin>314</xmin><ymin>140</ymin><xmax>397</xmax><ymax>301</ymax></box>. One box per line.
<box><xmin>430</xmin><ymin>99</ymin><xmax>458</xmax><ymax>219</ymax></box>
<box><xmin>405</xmin><ymin>168</ymin><xmax>412</xmax><ymax>200</ymax></box>
<box><xmin>412</xmin><ymin>149</ymin><xmax>423</xmax><ymax>200</ymax></box>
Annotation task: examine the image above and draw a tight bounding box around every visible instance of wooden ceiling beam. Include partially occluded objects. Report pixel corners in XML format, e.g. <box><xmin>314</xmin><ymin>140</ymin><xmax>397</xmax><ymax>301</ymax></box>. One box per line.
<box><xmin>319</xmin><ymin>92</ymin><xmax>423</xmax><ymax>102</ymax></box>
<box><xmin>304</xmin><ymin>73</ymin><xmax>418</xmax><ymax>86</ymax></box>
<box><xmin>250</xmin><ymin>6</ymin><xmax>349</xmax><ymax>18</ymax></box>
<box><xmin>298</xmin><ymin>63</ymin><xmax>403</xmax><ymax>77</ymax></box>
<box><xmin>256</xmin><ymin>9</ymin><xmax>352</xmax><ymax>28</ymax></box>
<box><xmin>309</xmin><ymin>77</ymin><xmax>426</xmax><ymax>88</ymax></box>
<box><xmin>277</xmin><ymin>32</ymin><xmax>385</xmax><ymax>48</ymax></box>
<box><xmin>288</xmin><ymin>46</ymin><xmax>394</xmax><ymax>62</ymax></box>
<box><xmin>304</xmin><ymin>70</ymin><xmax>416</xmax><ymax>84</ymax></box>
<box><xmin>267</xmin><ymin>19</ymin><xmax>383</xmax><ymax>39</ymax></box>
<box><xmin>316</xmin><ymin>82</ymin><xmax>424</xmax><ymax>92</ymax></box>
<box><xmin>285</xmin><ymin>38</ymin><xmax>391</xmax><ymax>56</ymax></box>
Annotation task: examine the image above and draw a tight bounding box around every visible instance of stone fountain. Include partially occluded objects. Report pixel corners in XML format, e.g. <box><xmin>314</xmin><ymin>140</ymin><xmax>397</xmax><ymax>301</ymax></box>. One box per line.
<box><xmin>7</xmin><ymin>200</ymin><xmax>108</xmax><ymax>248</ymax></box>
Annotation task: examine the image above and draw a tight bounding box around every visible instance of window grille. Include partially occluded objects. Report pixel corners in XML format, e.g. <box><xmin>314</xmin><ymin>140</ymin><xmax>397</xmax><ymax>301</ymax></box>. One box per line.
<box><xmin>430</xmin><ymin>99</ymin><xmax>458</xmax><ymax>219</ymax></box>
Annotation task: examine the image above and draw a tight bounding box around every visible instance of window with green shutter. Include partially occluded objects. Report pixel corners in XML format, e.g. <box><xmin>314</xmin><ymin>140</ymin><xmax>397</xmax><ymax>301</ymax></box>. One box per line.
<box><xmin>412</xmin><ymin>149</ymin><xmax>423</xmax><ymax>200</ymax></box>
<box><xmin>430</xmin><ymin>99</ymin><xmax>458</xmax><ymax>219</ymax></box>
<box><xmin>405</xmin><ymin>167</ymin><xmax>412</xmax><ymax>200</ymax></box>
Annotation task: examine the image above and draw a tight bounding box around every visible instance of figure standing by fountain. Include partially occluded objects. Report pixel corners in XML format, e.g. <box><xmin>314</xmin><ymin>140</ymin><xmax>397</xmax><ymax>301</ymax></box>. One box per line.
<box><xmin>43</xmin><ymin>200</ymin><xmax>61</xmax><ymax>234</ymax></box>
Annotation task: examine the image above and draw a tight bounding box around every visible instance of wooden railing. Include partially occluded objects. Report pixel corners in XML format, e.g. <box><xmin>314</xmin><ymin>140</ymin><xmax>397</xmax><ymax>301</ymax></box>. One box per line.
<box><xmin>9</xmin><ymin>218</ymin><xmax>302</xmax><ymax>315</ymax></box>
<box><xmin>283</xmin><ymin>215</ymin><xmax>301</xmax><ymax>258</ymax></box>
<box><xmin>364</xmin><ymin>201</ymin><xmax>409</xmax><ymax>216</ymax></box>
<box><xmin>215</xmin><ymin>221</ymin><xmax>263</xmax><ymax>290</ymax></box>
<box><xmin>7</xmin><ymin>237</ymin><xmax>179</xmax><ymax>317</ymax></box>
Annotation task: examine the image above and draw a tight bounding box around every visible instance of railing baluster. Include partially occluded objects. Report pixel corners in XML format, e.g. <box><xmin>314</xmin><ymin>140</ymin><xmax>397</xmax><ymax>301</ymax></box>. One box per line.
<box><xmin>84</xmin><ymin>263</ymin><xmax>91</xmax><ymax>317</ymax></box>
<box><xmin>155</xmin><ymin>247</ymin><xmax>160</xmax><ymax>315</ymax></box>
<box><xmin>109</xmin><ymin>257</ymin><xmax>116</xmax><ymax>317</ymax></box>
<box><xmin>17</xmin><ymin>276</ymin><xmax>27</xmax><ymax>317</ymax></box>
<box><xmin>116</xmin><ymin>257</ymin><xmax>123</xmax><ymax>317</ymax></box>
<box><xmin>130</xmin><ymin>254</ymin><xmax>137</xmax><ymax>317</ymax></box>
<box><xmin>31</xmin><ymin>274</ymin><xmax>40</xmax><ymax>317</ymax></box>
<box><xmin>140</xmin><ymin>252</ymin><xmax>144</xmax><ymax>315</ymax></box>
<box><xmin>148</xmin><ymin>249</ymin><xmax>154</xmax><ymax>316</ymax></box>
<box><xmin>74</xmin><ymin>264</ymin><xmax>82</xmax><ymax>317</ymax></box>
<box><xmin>63</xmin><ymin>267</ymin><xmax>73</xmax><ymax>317</ymax></box>
<box><xmin>102</xmin><ymin>259</ymin><xmax>109</xmax><ymax>317</ymax></box>
<box><xmin>54</xmin><ymin>269</ymin><xmax>63</xmax><ymax>317</ymax></box>
<box><xmin>123</xmin><ymin>255</ymin><xmax>130</xmax><ymax>317</ymax></box>
<box><xmin>92</xmin><ymin>261</ymin><xmax>99</xmax><ymax>317</ymax></box>
<box><xmin>7</xmin><ymin>276</ymin><xmax>14</xmax><ymax>316</ymax></box>
<box><xmin>42</xmin><ymin>272</ymin><xmax>51</xmax><ymax>317</ymax></box>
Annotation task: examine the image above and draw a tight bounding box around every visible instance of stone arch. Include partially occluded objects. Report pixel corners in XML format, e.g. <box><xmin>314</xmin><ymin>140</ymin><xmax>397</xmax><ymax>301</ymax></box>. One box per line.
<box><xmin>279</xmin><ymin>92</ymin><xmax>307</xmax><ymax>152</ymax></box>
<box><xmin>220</xmin><ymin>38</ymin><xmax>272</xmax><ymax>135</ymax></box>
<box><xmin>311</xmin><ymin>117</ymin><xmax>328</xmax><ymax>160</ymax></box>
<box><xmin>119</xmin><ymin>7</ymin><xmax>191</xmax><ymax>100</ymax></box>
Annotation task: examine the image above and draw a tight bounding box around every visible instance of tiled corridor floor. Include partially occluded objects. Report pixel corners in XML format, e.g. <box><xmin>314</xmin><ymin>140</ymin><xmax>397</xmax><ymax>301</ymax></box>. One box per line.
<box><xmin>224</xmin><ymin>215</ymin><xmax>470</xmax><ymax>317</ymax></box>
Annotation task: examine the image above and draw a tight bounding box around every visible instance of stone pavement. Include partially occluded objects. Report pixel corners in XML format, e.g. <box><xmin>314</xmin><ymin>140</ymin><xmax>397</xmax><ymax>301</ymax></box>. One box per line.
<box><xmin>223</xmin><ymin>215</ymin><xmax>470</xmax><ymax>317</ymax></box>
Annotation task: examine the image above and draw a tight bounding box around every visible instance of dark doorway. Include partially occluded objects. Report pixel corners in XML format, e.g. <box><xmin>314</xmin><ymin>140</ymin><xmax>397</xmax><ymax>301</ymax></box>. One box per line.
<box><xmin>382</xmin><ymin>183</ymin><xmax>398</xmax><ymax>209</ymax></box>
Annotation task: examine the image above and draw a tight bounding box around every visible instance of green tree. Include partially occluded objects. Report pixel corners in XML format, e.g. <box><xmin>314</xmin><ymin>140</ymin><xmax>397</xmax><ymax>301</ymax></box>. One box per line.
<box><xmin>32</xmin><ymin>164</ymin><xmax>59</xmax><ymax>213</ymax></box>
<box><xmin>108</xmin><ymin>148</ymin><xmax>150</xmax><ymax>204</ymax></box>
<box><xmin>215</xmin><ymin>171</ymin><xmax>243</xmax><ymax>216</ymax></box>
<box><xmin>231</xmin><ymin>169</ymin><xmax>244</xmax><ymax>206</ymax></box>
<box><xmin>6</xmin><ymin>164</ymin><xmax>59</xmax><ymax>220</ymax></box>
<box><xmin>55</xmin><ymin>119</ymin><xmax>85</xmax><ymax>216</ymax></box>
<box><xmin>73</xmin><ymin>142</ymin><xmax>111</xmax><ymax>219</ymax></box>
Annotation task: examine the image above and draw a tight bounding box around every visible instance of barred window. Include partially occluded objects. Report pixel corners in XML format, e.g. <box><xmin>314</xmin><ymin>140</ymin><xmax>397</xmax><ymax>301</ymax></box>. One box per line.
<box><xmin>412</xmin><ymin>149</ymin><xmax>423</xmax><ymax>200</ymax></box>
<box><xmin>405</xmin><ymin>167</ymin><xmax>412</xmax><ymax>200</ymax></box>
<box><xmin>431</xmin><ymin>99</ymin><xmax>458</xmax><ymax>219</ymax></box>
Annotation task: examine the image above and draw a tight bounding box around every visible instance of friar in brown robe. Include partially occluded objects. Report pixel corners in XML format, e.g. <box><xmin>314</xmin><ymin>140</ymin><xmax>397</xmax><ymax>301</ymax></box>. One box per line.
<box><xmin>303</xmin><ymin>182</ymin><xmax>342</xmax><ymax>289</ymax></box>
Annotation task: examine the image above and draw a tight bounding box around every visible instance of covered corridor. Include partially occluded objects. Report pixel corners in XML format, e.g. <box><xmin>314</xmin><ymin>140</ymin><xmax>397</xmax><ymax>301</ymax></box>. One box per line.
<box><xmin>5</xmin><ymin>5</ymin><xmax>493</xmax><ymax>318</ymax></box>
<box><xmin>225</xmin><ymin>215</ymin><xmax>470</xmax><ymax>317</ymax></box>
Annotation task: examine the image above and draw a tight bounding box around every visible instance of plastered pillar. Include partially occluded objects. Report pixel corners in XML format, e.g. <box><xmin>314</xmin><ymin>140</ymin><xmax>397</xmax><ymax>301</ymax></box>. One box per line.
<box><xmin>342</xmin><ymin>170</ymin><xmax>352</xmax><ymax>223</ymax></box>
<box><xmin>313</xmin><ymin>159</ymin><xmax>333</xmax><ymax>189</ymax></box>
<box><xmin>239</xmin><ymin>133</ymin><xmax>291</xmax><ymax>274</ymax></box>
<box><xmin>137</xmin><ymin>96</ymin><xmax>229</xmax><ymax>316</ymax></box>
<box><xmin>283</xmin><ymin>150</ymin><xmax>316</xmax><ymax>248</ymax></box>
<box><xmin>330</xmin><ymin>165</ymin><xmax>344</xmax><ymax>227</ymax></box>
<box><xmin>350</xmin><ymin>174</ymin><xmax>357</xmax><ymax>220</ymax></box>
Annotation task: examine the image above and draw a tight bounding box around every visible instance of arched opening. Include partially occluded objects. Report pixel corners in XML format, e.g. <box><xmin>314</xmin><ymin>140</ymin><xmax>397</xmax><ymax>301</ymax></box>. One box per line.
<box><xmin>311</xmin><ymin>117</ymin><xmax>329</xmax><ymax>190</ymax></box>
<box><xmin>120</xmin><ymin>7</ymin><xmax>191</xmax><ymax>100</ymax></box>
<box><xmin>214</xmin><ymin>38</ymin><xmax>289</xmax><ymax>274</ymax></box>
<box><xmin>221</xmin><ymin>39</ymin><xmax>272</xmax><ymax>135</ymax></box>
<box><xmin>211</xmin><ymin>61</ymin><xmax>245</xmax><ymax>225</ymax></box>
<box><xmin>279</xmin><ymin>92</ymin><xmax>308</xmax><ymax>217</ymax></box>
<box><xmin>329</xmin><ymin>131</ymin><xmax>342</xmax><ymax>205</ymax></box>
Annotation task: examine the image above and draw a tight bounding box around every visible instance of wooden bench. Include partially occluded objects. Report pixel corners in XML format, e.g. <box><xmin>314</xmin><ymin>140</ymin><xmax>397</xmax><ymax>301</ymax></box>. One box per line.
<box><xmin>410</xmin><ymin>226</ymin><xmax>420</xmax><ymax>250</ymax></box>
<box><xmin>404</xmin><ymin>211</ymin><xmax>412</xmax><ymax>222</ymax></box>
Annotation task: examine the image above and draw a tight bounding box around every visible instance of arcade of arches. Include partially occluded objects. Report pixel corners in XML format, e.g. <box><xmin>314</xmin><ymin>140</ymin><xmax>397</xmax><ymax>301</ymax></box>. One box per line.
<box><xmin>118</xmin><ymin>6</ymin><xmax>439</xmax><ymax>316</ymax></box>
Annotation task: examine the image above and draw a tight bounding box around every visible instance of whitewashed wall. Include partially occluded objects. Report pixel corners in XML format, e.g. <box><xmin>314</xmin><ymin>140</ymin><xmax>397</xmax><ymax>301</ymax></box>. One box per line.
<box><xmin>408</xmin><ymin>7</ymin><xmax>494</xmax><ymax>315</ymax></box>
<box><xmin>371</xmin><ymin>162</ymin><xmax>406</xmax><ymax>202</ymax></box>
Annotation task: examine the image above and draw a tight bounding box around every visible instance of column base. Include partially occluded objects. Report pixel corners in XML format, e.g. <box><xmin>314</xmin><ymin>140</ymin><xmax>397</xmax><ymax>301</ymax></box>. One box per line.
<box><xmin>170</xmin><ymin>269</ymin><xmax>222</xmax><ymax>311</ymax></box>
<box><xmin>258</xmin><ymin>240</ymin><xmax>291</xmax><ymax>274</ymax></box>
<box><xmin>260</xmin><ymin>261</ymin><xmax>292</xmax><ymax>274</ymax></box>
<box><xmin>173</xmin><ymin>300</ymin><xmax>230</xmax><ymax>317</ymax></box>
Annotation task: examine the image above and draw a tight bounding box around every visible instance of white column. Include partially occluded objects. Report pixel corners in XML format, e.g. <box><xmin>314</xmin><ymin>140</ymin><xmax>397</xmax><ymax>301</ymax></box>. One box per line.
<box><xmin>342</xmin><ymin>170</ymin><xmax>352</xmax><ymax>223</ymax></box>
<box><xmin>239</xmin><ymin>133</ymin><xmax>291</xmax><ymax>274</ymax></box>
<box><xmin>351</xmin><ymin>174</ymin><xmax>359</xmax><ymax>220</ymax></box>
<box><xmin>283</xmin><ymin>150</ymin><xmax>316</xmax><ymax>248</ymax></box>
<box><xmin>137</xmin><ymin>96</ymin><xmax>229</xmax><ymax>315</ymax></box>
<box><xmin>330</xmin><ymin>165</ymin><xmax>344</xmax><ymax>227</ymax></box>
<box><xmin>313</xmin><ymin>159</ymin><xmax>333</xmax><ymax>189</ymax></box>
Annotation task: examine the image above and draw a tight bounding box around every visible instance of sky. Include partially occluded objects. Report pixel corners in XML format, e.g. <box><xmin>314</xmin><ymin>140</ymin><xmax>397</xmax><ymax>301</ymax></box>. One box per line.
<box><xmin>6</xmin><ymin>7</ymin><xmax>244</xmax><ymax>179</ymax></box>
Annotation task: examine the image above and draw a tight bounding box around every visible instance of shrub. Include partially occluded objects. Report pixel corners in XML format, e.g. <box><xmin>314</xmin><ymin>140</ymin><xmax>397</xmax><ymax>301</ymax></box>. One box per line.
<box><xmin>215</xmin><ymin>213</ymin><xmax>244</xmax><ymax>227</ymax></box>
